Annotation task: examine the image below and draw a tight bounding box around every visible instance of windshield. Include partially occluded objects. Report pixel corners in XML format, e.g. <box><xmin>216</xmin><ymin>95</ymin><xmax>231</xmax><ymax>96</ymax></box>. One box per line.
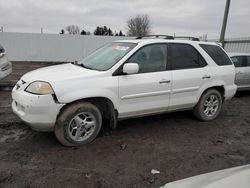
<box><xmin>79</xmin><ymin>42</ymin><xmax>137</xmax><ymax>71</ymax></box>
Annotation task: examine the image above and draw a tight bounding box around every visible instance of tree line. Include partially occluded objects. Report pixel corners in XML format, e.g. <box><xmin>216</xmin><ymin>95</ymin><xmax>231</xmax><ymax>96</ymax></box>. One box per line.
<box><xmin>60</xmin><ymin>14</ymin><xmax>151</xmax><ymax>37</ymax></box>
<box><xmin>60</xmin><ymin>25</ymin><xmax>124</xmax><ymax>36</ymax></box>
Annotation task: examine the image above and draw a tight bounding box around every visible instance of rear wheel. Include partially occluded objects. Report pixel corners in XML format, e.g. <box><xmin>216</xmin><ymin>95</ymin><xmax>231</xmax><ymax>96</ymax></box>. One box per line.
<box><xmin>193</xmin><ymin>89</ymin><xmax>222</xmax><ymax>121</ymax></box>
<box><xmin>54</xmin><ymin>102</ymin><xmax>102</xmax><ymax>146</ymax></box>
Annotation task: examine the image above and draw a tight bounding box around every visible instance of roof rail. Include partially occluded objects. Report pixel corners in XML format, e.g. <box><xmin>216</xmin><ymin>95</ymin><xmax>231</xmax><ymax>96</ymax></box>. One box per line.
<box><xmin>136</xmin><ymin>35</ymin><xmax>174</xmax><ymax>40</ymax></box>
<box><xmin>174</xmin><ymin>36</ymin><xmax>200</xmax><ymax>41</ymax></box>
<box><xmin>135</xmin><ymin>35</ymin><xmax>200</xmax><ymax>41</ymax></box>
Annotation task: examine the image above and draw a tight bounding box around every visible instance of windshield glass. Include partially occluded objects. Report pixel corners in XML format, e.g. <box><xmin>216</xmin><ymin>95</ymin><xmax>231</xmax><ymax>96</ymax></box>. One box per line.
<box><xmin>79</xmin><ymin>42</ymin><xmax>137</xmax><ymax>71</ymax></box>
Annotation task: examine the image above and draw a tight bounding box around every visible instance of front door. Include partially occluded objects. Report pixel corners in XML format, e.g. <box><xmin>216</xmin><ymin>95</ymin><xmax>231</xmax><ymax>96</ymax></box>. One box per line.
<box><xmin>244</xmin><ymin>56</ymin><xmax>250</xmax><ymax>88</ymax></box>
<box><xmin>117</xmin><ymin>44</ymin><xmax>172</xmax><ymax>118</ymax></box>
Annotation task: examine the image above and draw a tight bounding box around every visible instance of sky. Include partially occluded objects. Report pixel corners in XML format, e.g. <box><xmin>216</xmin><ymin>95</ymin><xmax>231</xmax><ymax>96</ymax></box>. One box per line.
<box><xmin>0</xmin><ymin>0</ymin><xmax>249</xmax><ymax>39</ymax></box>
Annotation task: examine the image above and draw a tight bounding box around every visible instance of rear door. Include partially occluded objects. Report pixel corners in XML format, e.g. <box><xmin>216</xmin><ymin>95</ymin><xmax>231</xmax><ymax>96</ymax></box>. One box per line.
<box><xmin>168</xmin><ymin>43</ymin><xmax>211</xmax><ymax>110</ymax></box>
<box><xmin>245</xmin><ymin>56</ymin><xmax>250</xmax><ymax>87</ymax></box>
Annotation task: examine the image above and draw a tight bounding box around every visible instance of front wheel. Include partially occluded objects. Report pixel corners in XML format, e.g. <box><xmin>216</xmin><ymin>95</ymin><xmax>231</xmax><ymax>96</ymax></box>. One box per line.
<box><xmin>54</xmin><ymin>102</ymin><xmax>102</xmax><ymax>146</ymax></box>
<box><xmin>193</xmin><ymin>89</ymin><xmax>223</xmax><ymax>121</ymax></box>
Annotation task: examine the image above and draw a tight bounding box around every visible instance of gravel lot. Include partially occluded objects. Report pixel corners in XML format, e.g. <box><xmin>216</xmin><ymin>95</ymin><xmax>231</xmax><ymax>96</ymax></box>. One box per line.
<box><xmin>0</xmin><ymin>90</ymin><xmax>250</xmax><ymax>188</ymax></box>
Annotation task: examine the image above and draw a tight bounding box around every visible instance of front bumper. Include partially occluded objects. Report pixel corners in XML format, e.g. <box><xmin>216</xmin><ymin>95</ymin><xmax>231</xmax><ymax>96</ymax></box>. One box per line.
<box><xmin>0</xmin><ymin>58</ymin><xmax>12</xmax><ymax>79</ymax></box>
<box><xmin>12</xmin><ymin>87</ymin><xmax>64</xmax><ymax>132</ymax></box>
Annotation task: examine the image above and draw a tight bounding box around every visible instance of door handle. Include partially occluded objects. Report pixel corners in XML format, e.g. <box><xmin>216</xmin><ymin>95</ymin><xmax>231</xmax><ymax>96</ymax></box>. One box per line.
<box><xmin>159</xmin><ymin>79</ymin><xmax>171</xmax><ymax>84</ymax></box>
<box><xmin>202</xmin><ymin>75</ymin><xmax>211</xmax><ymax>79</ymax></box>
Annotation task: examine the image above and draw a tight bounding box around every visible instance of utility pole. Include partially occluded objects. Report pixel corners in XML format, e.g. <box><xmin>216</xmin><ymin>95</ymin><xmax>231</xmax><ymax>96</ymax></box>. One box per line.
<box><xmin>220</xmin><ymin>0</ymin><xmax>230</xmax><ymax>48</ymax></box>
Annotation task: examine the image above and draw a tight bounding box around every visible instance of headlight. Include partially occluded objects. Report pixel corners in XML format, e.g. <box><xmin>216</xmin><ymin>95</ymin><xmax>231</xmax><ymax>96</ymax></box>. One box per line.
<box><xmin>25</xmin><ymin>81</ymin><xmax>54</xmax><ymax>95</ymax></box>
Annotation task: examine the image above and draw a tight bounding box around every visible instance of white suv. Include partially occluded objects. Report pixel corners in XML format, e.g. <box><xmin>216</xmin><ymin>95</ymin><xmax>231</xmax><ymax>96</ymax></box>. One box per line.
<box><xmin>12</xmin><ymin>36</ymin><xmax>236</xmax><ymax>146</ymax></box>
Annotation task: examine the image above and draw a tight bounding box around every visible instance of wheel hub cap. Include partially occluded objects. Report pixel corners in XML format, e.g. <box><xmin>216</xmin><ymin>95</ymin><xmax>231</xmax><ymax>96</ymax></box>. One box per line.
<box><xmin>203</xmin><ymin>94</ymin><xmax>219</xmax><ymax>117</ymax></box>
<box><xmin>68</xmin><ymin>112</ymin><xmax>96</xmax><ymax>142</ymax></box>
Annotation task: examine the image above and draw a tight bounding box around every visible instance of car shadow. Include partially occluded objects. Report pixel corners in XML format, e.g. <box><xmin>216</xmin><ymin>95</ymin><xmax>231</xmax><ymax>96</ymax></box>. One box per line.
<box><xmin>234</xmin><ymin>90</ymin><xmax>250</xmax><ymax>97</ymax></box>
<box><xmin>100</xmin><ymin>110</ymin><xmax>197</xmax><ymax>136</ymax></box>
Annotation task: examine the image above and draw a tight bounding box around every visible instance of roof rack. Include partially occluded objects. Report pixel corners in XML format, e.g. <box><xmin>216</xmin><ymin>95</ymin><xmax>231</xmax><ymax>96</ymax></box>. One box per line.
<box><xmin>136</xmin><ymin>35</ymin><xmax>200</xmax><ymax>41</ymax></box>
<box><xmin>174</xmin><ymin>36</ymin><xmax>200</xmax><ymax>41</ymax></box>
<box><xmin>136</xmin><ymin>35</ymin><xmax>174</xmax><ymax>40</ymax></box>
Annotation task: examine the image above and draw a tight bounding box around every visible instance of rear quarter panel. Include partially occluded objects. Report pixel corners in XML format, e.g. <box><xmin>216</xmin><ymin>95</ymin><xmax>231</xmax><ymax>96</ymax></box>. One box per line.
<box><xmin>195</xmin><ymin>43</ymin><xmax>237</xmax><ymax>100</ymax></box>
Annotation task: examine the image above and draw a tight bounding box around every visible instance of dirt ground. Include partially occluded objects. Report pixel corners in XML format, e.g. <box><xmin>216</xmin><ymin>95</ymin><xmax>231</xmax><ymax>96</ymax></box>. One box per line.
<box><xmin>0</xmin><ymin>90</ymin><xmax>250</xmax><ymax>188</ymax></box>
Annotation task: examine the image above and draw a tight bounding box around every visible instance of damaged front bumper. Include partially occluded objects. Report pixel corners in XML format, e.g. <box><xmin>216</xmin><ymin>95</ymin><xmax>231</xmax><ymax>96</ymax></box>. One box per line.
<box><xmin>12</xmin><ymin>85</ymin><xmax>64</xmax><ymax>132</ymax></box>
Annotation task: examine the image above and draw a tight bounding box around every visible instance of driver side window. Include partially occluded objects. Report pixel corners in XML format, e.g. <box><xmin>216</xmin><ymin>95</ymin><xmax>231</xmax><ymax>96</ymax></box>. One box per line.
<box><xmin>127</xmin><ymin>44</ymin><xmax>167</xmax><ymax>73</ymax></box>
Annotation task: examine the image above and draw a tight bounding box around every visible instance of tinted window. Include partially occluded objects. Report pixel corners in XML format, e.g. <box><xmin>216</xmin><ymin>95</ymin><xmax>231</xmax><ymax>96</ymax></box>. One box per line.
<box><xmin>200</xmin><ymin>44</ymin><xmax>232</xmax><ymax>66</ymax></box>
<box><xmin>168</xmin><ymin>44</ymin><xmax>207</xmax><ymax>70</ymax></box>
<box><xmin>231</xmin><ymin>56</ymin><xmax>244</xmax><ymax>67</ymax></box>
<box><xmin>127</xmin><ymin>44</ymin><xmax>167</xmax><ymax>73</ymax></box>
<box><xmin>246</xmin><ymin>56</ymin><xmax>250</xmax><ymax>66</ymax></box>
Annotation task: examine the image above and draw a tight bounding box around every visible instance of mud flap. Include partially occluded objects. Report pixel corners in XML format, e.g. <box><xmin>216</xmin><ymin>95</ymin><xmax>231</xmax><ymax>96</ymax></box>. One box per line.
<box><xmin>108</xmin><ymin>104</ymin><xmax>118</xmax><ymax>129</ymax></box>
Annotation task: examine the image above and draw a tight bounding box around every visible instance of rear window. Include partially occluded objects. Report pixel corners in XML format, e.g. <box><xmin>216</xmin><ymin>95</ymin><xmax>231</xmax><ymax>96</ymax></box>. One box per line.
<box><xmin>200</xmin><ymin>44</ymin><xmax>232</xmax><ymax>66</ymax></box>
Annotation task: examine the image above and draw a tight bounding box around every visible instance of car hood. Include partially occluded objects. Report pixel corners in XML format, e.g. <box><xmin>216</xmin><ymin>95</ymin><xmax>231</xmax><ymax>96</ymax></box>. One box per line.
<box><xmin>163</xmin><ymin>165</ymin><xmax>250</xmax><ymax>188</ymax></box>
<box><xmin>21</xmin><ymin>63</ymin><xmax>101</xmax><ymax>83</ymax></box>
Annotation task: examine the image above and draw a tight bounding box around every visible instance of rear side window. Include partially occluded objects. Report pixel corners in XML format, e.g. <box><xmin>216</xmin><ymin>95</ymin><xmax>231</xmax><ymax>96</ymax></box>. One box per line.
<box><xmin>246</xmin><ymin>56</ymin><xmax>250</xmax><ymax>66</ymax></box>
<box><xmin>200</xmin><ymin>44</ymin><xmax>232</xmax><ymax>66</ymax></box>
<box><xmin>168</xmin><ymin>43</ymin><xmax>207</xmax><ymax>70</ymax></box>
<box><xmin>231</xmin><ymin>56</ymin><xmax>245</xmax><ymax>67</ymax></box>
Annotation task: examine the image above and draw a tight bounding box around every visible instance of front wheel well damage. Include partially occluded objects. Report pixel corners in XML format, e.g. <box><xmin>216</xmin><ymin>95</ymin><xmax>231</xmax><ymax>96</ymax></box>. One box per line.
<box><xmin>58</xmin><ymin>97</ymin><xmax>118</xmax><ymax>129</ymax></box>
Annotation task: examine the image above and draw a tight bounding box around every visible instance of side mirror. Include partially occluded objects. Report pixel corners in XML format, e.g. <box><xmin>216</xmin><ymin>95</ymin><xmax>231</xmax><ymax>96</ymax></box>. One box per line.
<box><xmin>123</xmin><ymin>63</ymin><xmax>139</xmax><ymax>75</ymax></box>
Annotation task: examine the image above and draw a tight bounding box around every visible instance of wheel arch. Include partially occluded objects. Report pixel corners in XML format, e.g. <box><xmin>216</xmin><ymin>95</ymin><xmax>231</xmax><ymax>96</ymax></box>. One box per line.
<box><xmin>57</xmin><ymin>97</ymin><xmax>118</xmax><ymax>129</ymax></box>
<box><xmin>198</xmin><ymin>85</ymin><xmax>225</xmax><ymax>102</ymax></box>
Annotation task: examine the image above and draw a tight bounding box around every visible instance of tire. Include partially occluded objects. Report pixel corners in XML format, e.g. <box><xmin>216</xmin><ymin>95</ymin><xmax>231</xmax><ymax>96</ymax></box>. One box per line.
<box><xmin>54</xmin><ymin>102</ymin><xmax>102</xmax><ymax>146</ymax></box>
<box><xmin>193</xmin><ymin>89</ymin><xmax>222</xmax><ymax>121</ymax></box>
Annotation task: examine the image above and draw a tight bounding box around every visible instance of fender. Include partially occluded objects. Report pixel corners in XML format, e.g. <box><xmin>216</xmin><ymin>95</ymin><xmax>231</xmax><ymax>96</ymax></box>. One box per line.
<box><xmin>197</xmin><ymin>79</ymin><xmax>226</xmax><ymax>101</ymax></box>
<box><xmin>56</xmin><ymin>88</ymin><xmax>119</xmax><ymax>110</ymax></box>
<box><xmin>49</xmin><ymin>75</ymin><xmax>120</xmax><ymax>110</ymax></box>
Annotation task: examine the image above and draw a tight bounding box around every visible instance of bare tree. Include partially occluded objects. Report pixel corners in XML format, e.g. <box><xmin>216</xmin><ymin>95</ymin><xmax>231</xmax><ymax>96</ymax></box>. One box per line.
<box><xmin>59</xmin><ymin>29</ymin><xmax>65</xmax><ymax>34</ymax></box>
<box><xmin>66</xmin><ymin>25</ymin><xmax>80</xmax><ymax>35</ymax></box>
<box><xmin>127</xmin><ymin>14</ymin><xmax>151</xmax><ymax>36</ymax></box>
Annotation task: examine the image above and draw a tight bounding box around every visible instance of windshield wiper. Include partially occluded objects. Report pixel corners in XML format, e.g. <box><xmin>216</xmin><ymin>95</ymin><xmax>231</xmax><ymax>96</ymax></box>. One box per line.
<box><xmin>71</xmin><ymin>61</ymin><xmax>95</xmax><ymax>70</ymax></box>
<box><xmin>71</xmin><ymin>61</ymin><xmax>80</xmax><ymax>66</ymax></box>
<box><xmin>81</xmin><ymin>63</ymin><xmax>95</xmax><ymax>70</ymax></box>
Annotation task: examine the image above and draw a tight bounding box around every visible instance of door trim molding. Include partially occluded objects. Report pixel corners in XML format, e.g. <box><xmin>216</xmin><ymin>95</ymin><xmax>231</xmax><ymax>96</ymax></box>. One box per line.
<box><xmin>172</xmin><ymin>86</ymin><xmax>199</xmax><ymax>94</ymax></box>
<box><xmin>121</xmin><ymin>90</ymin><xmax>171</xmax><ymax>100</ymax></box>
